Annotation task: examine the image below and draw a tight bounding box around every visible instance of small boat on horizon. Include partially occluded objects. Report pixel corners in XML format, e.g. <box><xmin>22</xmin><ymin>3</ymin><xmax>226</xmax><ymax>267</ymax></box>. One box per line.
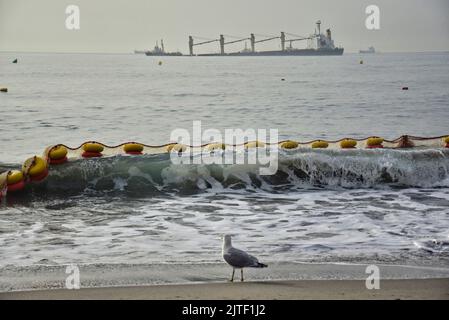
<box><xmin>359</xmin><ymin>46</ymin><xmax>376</xmax><ymax>54</ymax></box>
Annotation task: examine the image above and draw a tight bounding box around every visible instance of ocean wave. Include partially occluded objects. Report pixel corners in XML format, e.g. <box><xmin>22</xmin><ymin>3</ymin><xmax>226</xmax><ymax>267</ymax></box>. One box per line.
<box><xmin>2</xmin><ymin>148</ymin><xmax>449</xmax><ymax>197</ymax></box>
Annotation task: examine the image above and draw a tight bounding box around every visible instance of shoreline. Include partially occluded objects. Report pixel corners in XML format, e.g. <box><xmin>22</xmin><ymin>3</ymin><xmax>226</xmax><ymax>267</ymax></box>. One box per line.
<box><xmin>2</xmin><ymin>262</ymin><xmax>449</xmax><ymax>297</ymax></box>
<box><xmin>1</xmin><ymin>278</ymin><xmax>448</xmax><ymax>300</ymax></box>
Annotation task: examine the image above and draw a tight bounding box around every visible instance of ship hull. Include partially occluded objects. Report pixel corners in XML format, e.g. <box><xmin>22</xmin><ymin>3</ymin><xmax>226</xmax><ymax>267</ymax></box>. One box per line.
<box><xmin>197</xmin><ymin>47</ymin><xmax>344</xmax><ymax>57</ymax></box>
<box><xmin>145</xmin><ymin>52</ymin><xmax>183</xmax><ymax>56</ymax></box>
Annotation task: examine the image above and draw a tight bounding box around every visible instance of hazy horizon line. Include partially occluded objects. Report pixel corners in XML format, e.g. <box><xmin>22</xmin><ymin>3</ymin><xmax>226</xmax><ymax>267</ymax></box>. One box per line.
<box><xmin>1</xmin><ymin>49</ymin><xmax>449</xmax><ymax>55</ymax></box>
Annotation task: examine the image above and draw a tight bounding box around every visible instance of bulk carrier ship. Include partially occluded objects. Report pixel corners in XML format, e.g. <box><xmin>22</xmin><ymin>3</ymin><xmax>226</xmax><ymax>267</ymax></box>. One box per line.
<box><xmin>188</xmin><ymin>21</ymin><xmax>343</xmax><ymax>56</ymax></box>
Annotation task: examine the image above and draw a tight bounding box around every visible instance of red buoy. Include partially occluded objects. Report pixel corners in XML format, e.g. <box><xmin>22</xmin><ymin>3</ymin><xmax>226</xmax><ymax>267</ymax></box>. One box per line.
<box><xmin>49</xmin><ymin>156</ymin><xmax>68</xmax><ymax>165</ymax></box>
<box><xmin>7</xmin><ymin>180</ymin><xmax>26</xmax><ymax>192</ymax></box>
<box><xmin>82</xmin><ymin>151</ymin><xmax>103</xmax><ymax>158</ymax></box>
<box><xmin>126</xmin><ymin>151</ymin><xmax>143</xmax><ymax>155</ymax></box>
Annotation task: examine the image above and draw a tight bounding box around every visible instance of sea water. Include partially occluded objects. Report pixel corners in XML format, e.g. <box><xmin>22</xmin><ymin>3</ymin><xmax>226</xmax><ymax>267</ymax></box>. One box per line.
<box><xmin>0</xmin><ymin>52</ymin><xmax>448</xmax><ymax>275</ymax></box>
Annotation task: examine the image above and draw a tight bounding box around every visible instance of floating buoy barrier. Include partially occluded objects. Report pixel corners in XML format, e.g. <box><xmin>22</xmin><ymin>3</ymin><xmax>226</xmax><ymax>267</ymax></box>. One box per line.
<box><xmin>123</xmin><ymin>143</ymin><xmax>144</xmax><ymax>155</ymax></box>
<box><xmin>22</xmin><ymin>156</ymin><xmax>48</xmax><ymax>182</ymax></box>
<box><xmin>47</xmin><ymin>145</ymin><xmax>68</xmax><ymax>164</ymax></box>
<box><xmin>366</xmin><ymin>137</ymin><xmax>384</xmax><ymax>149</ymax></box>
<box><xmin>340</xmin><ymin>139</ymin><xmax>357</xmax><ymax>149</ymax></box>
<box><xmin>205</xmin><ymin>143</ymin><xmax>226</xmax><ymax>152</ymax></box>
<box><xmin>6</xmin><ymin>170</ymin><xmax>25</xmax><ymax>192</ymax></box>
<box><xmin>0</xmin><ymin>88</ymin><xmax>7</xmax><ymax>93</ymax></box>
<box><xmin>311</xmin><ymin>140</ymin><xmax>329</xmax><ymax>149</ymax></box>
<box><xmin>1</xmin><ymin>135</ymin><xmax>449</xmax><ymax>196</ymax></box>
<box><xmin>245</xmin><ymin>141</ymin><xmax>266</xmax><ymax>149</ymax></box>
<box><xmin>82</xmin><ymin>142</ymin><xmax>104</xmax><ymax>158</ymax></box>
<box><xmin>280</xmin><ymin>140</ymin><xmax>299</xmax><ymax>149</ymax></box>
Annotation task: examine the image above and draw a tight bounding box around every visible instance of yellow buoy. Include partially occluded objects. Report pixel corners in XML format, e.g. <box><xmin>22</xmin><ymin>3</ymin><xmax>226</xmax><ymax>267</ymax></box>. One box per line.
<box><xmin>205</xmin><ymin>143</ymin><xmax>226</xmax><ymax>151</ymax></box>
<box><xmin>158</xmin><ymin>61</ymin><xmax>163</xmax><ymax>66</ymax></box>
<box><xmin>443</xmin><ymin>136</ymin><xmax>449</xmax><ymax>144</ymax></box>
<box><xmin>49</xmin><ymin>145</ymin><xmax>68</xmax><ymax>160</ymax></box>
<box><xmin>340</xmin><ymin>139</ymin><xmax>357</xmax><ymax>149</ymax></box>
<box><xmin>311</xmin><ymin>140</ymin><xmax>329</xmax><ymax>148</ymax></box>
<box><xmin>167</xmin><ymin>143</ymin><xmax>186</xmax><ymax>153</ymax></box>
<box><xmin>83</xmin><ymin>143</ymin><xmax>104</xmax><ymax>153</ymax></box>
<box><xmin>22</xmin><ymin>156</ymin><xmax>48</xmax><ymax>181</ymax></box>
<box><xmin>7</xmin><ymin>170</ymin><xmax>23</xmax><ymax>185</ymax></box>
<box><xmin>6</xmin><ymin>170</ymin><xmax>25</xmax><ymax>191</ymax></box>
<box><xmin>123</xmin><ymin>143</ymin><xmax>144</xmax><ymax>154</ymax></box>
<box><xmin>280</xmin><ymin>140</ymin><xmax>299</xmax><ymax>149</ymax></box>
<box><xmin>244</xmin><ymin>141</ymin><xmax>266</xmax><ymax>149</ymax></box>
<box><xmin>366</xmin><ymin>137</ymin><xmax>384</xmax><ymax>147</ymax></box>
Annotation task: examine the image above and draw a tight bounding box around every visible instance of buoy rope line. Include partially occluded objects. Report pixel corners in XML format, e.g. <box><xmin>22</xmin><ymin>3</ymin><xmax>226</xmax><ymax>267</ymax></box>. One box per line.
<box><xmin>50</xmin><ymin>135</ymin><xmax>449</xmax><ymax>150</ymax></box>
<box><xmin>1</xmin><ymin>135</ymin><xmax>448</xmax><ymax>198</ymax></box>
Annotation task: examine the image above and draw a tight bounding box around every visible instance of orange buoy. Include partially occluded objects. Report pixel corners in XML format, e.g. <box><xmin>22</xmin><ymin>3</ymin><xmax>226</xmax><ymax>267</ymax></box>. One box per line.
<box><xmin>82</xmin><ymin>143</ymin><xmax>104</xmax><ymax>158</ymax></box>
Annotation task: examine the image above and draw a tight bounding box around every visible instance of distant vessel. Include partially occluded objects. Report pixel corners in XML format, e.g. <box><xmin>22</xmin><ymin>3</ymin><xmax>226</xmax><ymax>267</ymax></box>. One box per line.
<box><xmin>145</xmin><ymin>39</ymin><xmax>182</xmax><ymax>56</ymax></box>
<box><xmin>359</xmin><ymin>46</ymin><xmax>376</xmax><ymax>54</ymax></box>
<box><xmin>188</xmin><ymin>21</ymin><xmax>344</xmax><ymax>56</ymax></box>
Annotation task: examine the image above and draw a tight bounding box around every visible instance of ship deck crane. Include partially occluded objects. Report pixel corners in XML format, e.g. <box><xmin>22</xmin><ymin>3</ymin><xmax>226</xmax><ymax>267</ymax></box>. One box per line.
<box><xmin>224</xmin><ymin>38</ymin><xmax>250</xmax><ymax>45</ymax></box>
<box><xmin>189</xmin><ymin>36</ymin><xmax>221</xmax><ymax>55</ymax></box>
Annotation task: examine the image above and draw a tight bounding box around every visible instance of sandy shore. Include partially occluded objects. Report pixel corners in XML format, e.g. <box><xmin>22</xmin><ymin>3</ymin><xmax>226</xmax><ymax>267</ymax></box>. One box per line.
<box><xmin>1</xmin><ymin>279</ymin><xmax>448</xmax><ymax>300</ymax></box>
<box><xmin>2</xmin><ymin>263</ymin><xmax>449</xmax><ymax>299</ymax></box>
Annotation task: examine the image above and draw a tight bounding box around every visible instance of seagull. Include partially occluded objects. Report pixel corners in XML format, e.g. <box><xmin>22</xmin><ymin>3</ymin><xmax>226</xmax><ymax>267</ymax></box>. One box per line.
<box><xmin>221</xmin><ymin>234</ymin><xmax>267</xmax><ymax>282</ymax></box>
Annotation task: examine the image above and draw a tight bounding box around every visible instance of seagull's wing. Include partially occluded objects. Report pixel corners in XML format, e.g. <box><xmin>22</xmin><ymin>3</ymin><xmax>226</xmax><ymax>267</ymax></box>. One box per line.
<box><xmin>223</xmin><ymin>247</ymin><xmax>260</xmax><ymax>268</ymax></box>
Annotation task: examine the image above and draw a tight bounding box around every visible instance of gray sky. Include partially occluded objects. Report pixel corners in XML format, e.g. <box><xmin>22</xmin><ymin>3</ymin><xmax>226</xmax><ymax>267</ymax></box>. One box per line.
<box><xmin>1</xmin><ymin>0</ymin><xmax>448</xmax><ymax>53</ymax></box>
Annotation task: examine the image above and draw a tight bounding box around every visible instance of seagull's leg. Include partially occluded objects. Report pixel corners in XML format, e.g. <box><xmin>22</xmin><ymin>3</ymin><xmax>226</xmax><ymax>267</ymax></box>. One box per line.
<box><xmin>241</xmin><ymin>269</ymin><xmax>244</xmax><ymax>282</ymax></box>
<box><xmin>229</xmin><ymin>268</ymin><xmax>235</xmax><ymax>282</ymax></box>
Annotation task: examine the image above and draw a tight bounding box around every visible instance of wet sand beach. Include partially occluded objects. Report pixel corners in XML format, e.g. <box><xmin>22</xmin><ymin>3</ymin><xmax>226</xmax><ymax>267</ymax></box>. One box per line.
<box><xmin>1</xmin><ymin>278</ymin><xmax>448</xmax><ymax>300</ymax></box>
